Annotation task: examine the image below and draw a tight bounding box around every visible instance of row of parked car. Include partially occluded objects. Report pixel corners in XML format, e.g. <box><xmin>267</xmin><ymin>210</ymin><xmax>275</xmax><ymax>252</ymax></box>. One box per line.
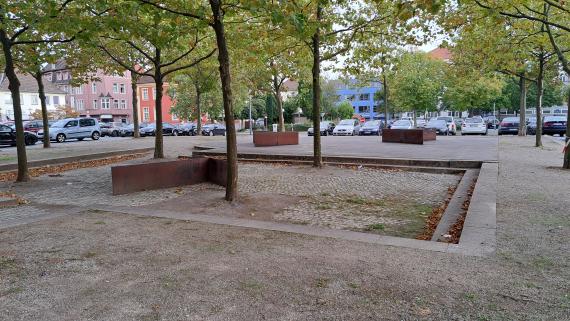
<box><xmin>307</xmin><ymin>116</ymin><xmax>482</xmax><ymax>137</ymax></box>
<box><xmin>498</xmin><ymin>116</ymin><xmax>567</xmax><ymax>136</ymax></box>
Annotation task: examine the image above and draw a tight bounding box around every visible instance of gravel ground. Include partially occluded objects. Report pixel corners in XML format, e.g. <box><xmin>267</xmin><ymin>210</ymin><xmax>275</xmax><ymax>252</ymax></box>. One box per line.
<box><xmin>0</xmin><ymin>136</ymin><xmax>569</xmax><ymax>320</ymax></box>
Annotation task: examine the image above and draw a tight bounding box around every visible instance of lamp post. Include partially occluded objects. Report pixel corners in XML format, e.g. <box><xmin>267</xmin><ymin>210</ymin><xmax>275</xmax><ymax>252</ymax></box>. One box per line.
<box><xmin>248</xmin><ymin>95</ymin><xmax>252</xmax><ymax>135</ymax></box>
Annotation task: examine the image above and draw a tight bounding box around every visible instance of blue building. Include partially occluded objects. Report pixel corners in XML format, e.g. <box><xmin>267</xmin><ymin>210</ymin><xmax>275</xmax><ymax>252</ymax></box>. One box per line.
<box><xmin>334</xmin><ymin>79</ymin><xmax>383</xmax><ymax>120</ymax></box>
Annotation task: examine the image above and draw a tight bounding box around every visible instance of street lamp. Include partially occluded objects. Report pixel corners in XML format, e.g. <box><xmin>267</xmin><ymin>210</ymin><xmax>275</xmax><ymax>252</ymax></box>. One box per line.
<box><xmin>248</xmin><ymin>95</ymin><xmax>252</xmax><ymax>135</ymax></box>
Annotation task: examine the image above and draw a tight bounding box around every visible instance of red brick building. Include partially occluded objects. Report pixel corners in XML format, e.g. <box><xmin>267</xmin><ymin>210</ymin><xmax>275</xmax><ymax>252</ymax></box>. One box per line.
<box><xmin>136</xmin><ymin>76</ymin><xmax>179</xmax><ymax>125</ymax></box>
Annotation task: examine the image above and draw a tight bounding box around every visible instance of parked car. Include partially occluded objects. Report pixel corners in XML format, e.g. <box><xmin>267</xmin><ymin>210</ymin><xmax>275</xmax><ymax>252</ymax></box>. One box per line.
<box><xmin>0</xmin><ymin>124</ymin><xmax>38</xmax><ymax>146</ymax></box>
<box><xmin>390</xmin><ymin>119</ymin><xmax>414</xmax><ymax>130</ymax></box>
<box><xmin>454</xmin><ymin>118</ymin><xmax>464</xmax><ymax>131</ymax></box>
<box><xmin>100</xmin><ymin>122</ymin><xmax>128</xmax><ymax>137</ymax></box>
<box><xmin>21</xmin><ymin>120</ymin><xmax>45</xmax><ymax>133</ymax></box>
<box><xmin>498</xmin><ymin>117</ymin><xmax>520</xmax><ymax>135</ymax></box>
<box><xmin>178</xmin><ymin>123</ymin><xmax>197</xmax><ymax>136</ymax></box>
<box><xmin>333</xmin><ymin>119</ymin><xmax>360</xmax><ymax>136</ymax></box>
<box><xmin>416</xmin><ymin>119</ymin><xmax>427</xmax><ymax>128</ymax></box>
<box><xmin>542</xmin><ymin>116</ymin><xmax>567</xmax><ymax>136</ymax></box>
<box><xmin>436</xmin><ymin>116</ymin><xmax>457</xmax><ymax>135</ymax></box>
<box><xmin>358</xmin><ymin>120</ymin><xmax>382</xmax><ymax>136</ymax></box>
<box><xmin>202</xmin><ymin>123</ymin><xmax>226</xmax><ymax>136</ymax></box>
<box><xmin>139</xmin><ymin>122</ymin><xmax>179</xmax><ymax>137</ymax></box>
<box><xmin>425</xmin><ymin>119</ymin><xmax>449</xmax><ymax>135</ymax></box>
<box><xmin>308</xmin><ymin>121</ymin><xmax>335</xmax><ymax>136</ymax></box>
<box><xmin>37</xmin><ymin>117</ymin><xmax>100</xmax><ymax>143</ymax></box>
<box><xmin>461</xmin><ymin>117</ymin><xmax>488</xmax><ymax>135</ymax></box>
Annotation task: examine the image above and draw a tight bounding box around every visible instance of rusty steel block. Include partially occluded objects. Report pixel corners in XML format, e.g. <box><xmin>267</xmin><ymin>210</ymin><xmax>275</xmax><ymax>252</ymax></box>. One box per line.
<box><xmin>382</xmin><ymin>129</ymin><xmax>436</xmax><ymax>144</ymax></box>
<box><xmin>253</xmin><ymin>131</ymin><xmax>299</xmax><ymax>147</ymax></box>
<box><xmin>111</xmin><ymin>157</ymin><xmax>227</xmax><ymax>195</ymax></box>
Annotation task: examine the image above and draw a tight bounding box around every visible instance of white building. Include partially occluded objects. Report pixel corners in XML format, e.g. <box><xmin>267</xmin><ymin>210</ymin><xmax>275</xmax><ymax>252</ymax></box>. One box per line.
<box><xmin>280</xmin><ymin>80</ymin><xmax>298</xmax><ymax>102</ymax></box>
<box><xmin>0</xmin><ymin>73</ymin><xmax>67</xmax><ymax>122</ymax></box>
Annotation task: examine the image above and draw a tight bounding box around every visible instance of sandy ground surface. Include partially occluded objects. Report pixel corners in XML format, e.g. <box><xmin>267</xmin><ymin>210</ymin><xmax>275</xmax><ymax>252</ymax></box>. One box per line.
<box><xmin>0</xmin><ymin>136</ymin><xmax>569</xmax><ymax>320</ymax></box>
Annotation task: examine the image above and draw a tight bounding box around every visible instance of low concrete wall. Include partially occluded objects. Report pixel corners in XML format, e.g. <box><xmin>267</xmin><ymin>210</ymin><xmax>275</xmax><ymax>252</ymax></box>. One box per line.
<box><xmin>111</xmin><ymin>157</ymin><xmax>226</xmax><ymax>195</ymax></box>
<box><xmin>253</xmin><ymin>131</ymin><xmax>299</xmax><ymax>147</ymax></box>
<box><xmin>382</xmin><ymin>129</ymin><xmax>436</xmax><ymax>144</ymax></box>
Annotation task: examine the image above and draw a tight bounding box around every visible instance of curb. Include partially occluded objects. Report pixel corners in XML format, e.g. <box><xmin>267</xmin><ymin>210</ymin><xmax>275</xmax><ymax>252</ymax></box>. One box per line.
<box><xmin>0</xmin><ymin>147</ymin><xmax>154</xmax><ymax>172</ymax></box>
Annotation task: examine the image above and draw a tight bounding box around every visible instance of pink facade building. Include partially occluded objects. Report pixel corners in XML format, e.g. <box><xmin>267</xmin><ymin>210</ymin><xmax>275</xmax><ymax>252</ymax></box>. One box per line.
<box><xmin>43</xmin><ymin>61</ymin><xmax>133</xmax><ymax>123</ymax></box>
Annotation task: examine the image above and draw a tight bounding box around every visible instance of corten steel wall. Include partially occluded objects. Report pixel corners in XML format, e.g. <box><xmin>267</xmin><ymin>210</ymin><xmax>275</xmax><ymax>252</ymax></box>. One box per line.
<box><xmin>382</xmin><ymin>129</ymin><xmax>436</xmax><ymax>144</ymax></box>
<box><xmin>111</xmin><ymin>157</ymin><xmax>226</xmax><ymax>195</ymax></box>
<box><xmin>253</xmin><ymin>131</ymin><xmax>299</xmax><ymax>147</ymax></box>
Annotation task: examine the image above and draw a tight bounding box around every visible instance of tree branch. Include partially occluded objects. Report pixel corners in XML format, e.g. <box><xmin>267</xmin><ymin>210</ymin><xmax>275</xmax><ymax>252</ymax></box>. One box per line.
<box><xmin>163</xmin><ymin>48</ymin><xmax>217</xmax><ymax>76</ymax></box>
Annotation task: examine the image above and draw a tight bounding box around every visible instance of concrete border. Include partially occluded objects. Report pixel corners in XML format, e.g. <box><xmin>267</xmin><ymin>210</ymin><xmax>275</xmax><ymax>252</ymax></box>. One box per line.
<box><xmin>0</xmin><ymin>147</ymin><xmax>154</xmax><ymax>172</ymax></box>
<box><xmin>431</xmin><ymin>169</ymin><xmax>479</xmax><ymax>241</ymax></box>
<box><xmin>192</xmin><ymin>148</ymin><xmax>486</xmax><ymax>169</ymax></box>
<box><xmin>448</xmin><ymin>163</ymin><xmax>497</xmax><ymax>256</ymax></box>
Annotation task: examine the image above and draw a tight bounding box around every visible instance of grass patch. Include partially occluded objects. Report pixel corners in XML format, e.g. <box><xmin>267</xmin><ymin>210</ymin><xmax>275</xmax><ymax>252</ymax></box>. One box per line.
<box><xmin>94</xmin><ymin>221</ymin><xmax>106</xmax><ymax>225</ymax></box>
<box><xmin>365</xmin><ymin>223</ymin><xmax>385</xmax><ymax>231</ymax></box>
<box><xmin>0</xmin><ymin>155</ymin><xmax>16</xmax><ymax>162</ymax></box>
<box><xmin>0</xmin><ymin>257</ymin><xmax>17</xmax><ymax>271</ymax></box>
<box><xmin>82</xmin><ymin>251</ymin><xmax>97</xmax><ymax>259</ymax></box>
<box><xmin>344</xmin><ymin>196</ymin><xmax>385</xmax><ymax>207</ymax></box>
<box><xmin>1</xmin><ymin>286</ymin><xmax>23</xmax><ymax>296</ymax></box>
<box><xmin>316</xmin><ymin>204</ymin><xmax>332</xmax><ymax>210</ymax></box>
<box><xmin>315</xmin><ymin>278</ymin><xmax>330</xmax><ymax>288</ymax></box>
<box><xmin>464</xmin><ymin>292</ymin><xmax>477</xmax><ymax>301</ymax></box>
<box><xmin>532</xmin><ymin>256</ymin><xmax>554</xmax><ymax>269</ymax></box>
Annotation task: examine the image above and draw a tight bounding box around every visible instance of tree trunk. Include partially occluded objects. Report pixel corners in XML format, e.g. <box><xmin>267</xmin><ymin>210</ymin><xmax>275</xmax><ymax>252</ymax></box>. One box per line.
<box><xmin>131</xmin><ymin>71</ymin><xmax>140</xmax><ymax>138</ymax></box>
<box><xmin>413</xmin><ymin>110</ymin><xmax>417</xmax><ymax>127</ymax></box>
<box><xmin>272</xmin><ymin>70</ymin><xmax>285</xmax><ymax>132</ymax></box>
<box><xmin>0</xmin><ymin>31</ymin><xmax>29</xmax><ymax>182</ymax></box>
<box><xmin>195</xmin><ymin>82</ymin><xmax>202</xmax><ymax>136</ymax></box>
<box><xmin>518</xmin><ymin>76</ymin><xmax>527</xmax><ymax>136</ymax></box>
<box><xmin>311</xmin><ymin>4</ymin><xmax>323</xmax><ymax>168</ymax></box>
<box><xmin>34</xmin><ymin>71</ymin><xmax>50</xmax><ymax>148</ymax></box>
<box><xmin>382</xmin><ymin>73</ymin><xmax>389</xmax><ymax>128</ymax></box>
<box><xmin>535</xmin><ymin>54</ymin><xmax>545</xmax><ymax>148</ymax></box>
<box><xmin>562</xmin><ymin>90</ymin><xmax>570</xmax><ymax>169</ymax></box>
<box><xmin>210</xmin><ymin>0</ymin><xmax>238</xmax><ymax>202</ymax></box>
<box><xmin>154</xmin><ymin>49</ymin><xmax>164</xmax><ymax>158</ymax></box>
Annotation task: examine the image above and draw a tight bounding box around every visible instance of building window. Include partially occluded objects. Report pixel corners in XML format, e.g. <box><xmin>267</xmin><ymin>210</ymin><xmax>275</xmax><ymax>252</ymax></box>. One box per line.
<box><xmin>53</xmin><ymin>96</ymin><xmax>60</xmax><ymax>106</ymax></box>
<box><xmin>113</xmin><ymin>83</ymin><xmax>119</xmax><ymax>93</ymax></box>
<box><xmin>359</xmin><ymin>93</ymin><xmax>370</xmax><ymax>101</ymax></box>
<box><xmin>77</xmin><ymin>85</ymin><xmax>83</xmax><ymax>94</ymax></box>
<box><xmin>45</xmin><ymin>96</ymin><xmax>50</xmax><ymax>105</ymax></box>
<box><xmin>143</xmin><ymin>107</ymin><xmax>150</xmax><ymax>121</ymax></box>
<box><xmin>47</xmin><ymin>73</ymin><xmax>53</xmax><ymax>81</ymax></box>
<box><xmin>153</xmin><ymin>88</ymin><xmax>158</xmax><ymax>100</ymax></box>
<box><xmin>76</xmin><ymin>99</ymin><xmax>84</xmax><ymax>110</ymax></box>
<box><xmin>63</xmin><ymin>72</ymin><xmax>68</xmax><ymax>80</ymax></box>
<box><xmin>93</xmin><ymin>99</ymin><xmax>98</xmax><ymax>109</ymax></box>
<box><xmin>56</xmin><ymin>72</ymin><xmax>62</xmax><ymax>80</ymax></box>
<box><xmin>113</xmin><ymin>99</ymin><xmax>119</xmax><ymax>109</ymax></box>
<box><xmin>119</xmin><ymin>84</ymin><xmax>126</xmax><ymax>94</ymax></box>
<box><xmin>31</xmin><ymin>96</ymin><xmax>39</xmax><ymax>105</ymax></box>
<box><xmin>92</xmin><ymin>83</ymin><xmax>97</xmax><ymax>94</ymax></box>
<box><xmin>120</xmin><ymin>99</ymin><xmax>127</xmax><ymax>109</ymax></box>
<box><xmin>101</xmin><ymin>98</ymin><xmax>110</xmax><ymax>109</ymax></box>
<box><xmin>142</xmin><ymin>88</ymin><xmax>149</xmax><ymax>101</ymax></box>
<box><xmin>171</xmin><ymin>113</ymin><xmax>178</xmax><ymax>121</ymax></box>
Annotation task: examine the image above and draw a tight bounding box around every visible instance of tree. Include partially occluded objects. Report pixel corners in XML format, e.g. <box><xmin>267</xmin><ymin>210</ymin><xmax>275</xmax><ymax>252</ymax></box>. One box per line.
<box><xmin>443</xmin><ymin>72</ymin><xmax>505</xmax><ymax>115</ymax></box>
<box><xmin>337</xmin><ymin>101</ymin><xmax>354</xmax><ymax>120</ymax></box>
<box><xmin>390</xmin><ymin>52</ymin><xmax>446</xmax><ymax>125</ymax></box>
<box><xmin>0</xmin><ymin>0</ymin><xmax>81</xmax><ymax>182</ymax></box>
<box><xmin>94</xmin><ymin>1</ymin><xmax>216</xmax><ymax>159</ymax></box>
<box><xmin>169</xmin><ymin>57</ymin><xmax>218</xmax><ymax>134</ymax></box>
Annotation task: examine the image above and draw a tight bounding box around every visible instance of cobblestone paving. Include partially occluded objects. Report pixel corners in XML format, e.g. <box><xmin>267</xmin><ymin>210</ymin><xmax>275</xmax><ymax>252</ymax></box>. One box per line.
<box><xmin>0</xmin><ymin>161</ymin><xmax>460</xmax><ymax>233</ymax></box>
<box><xmin>234</xmin><ymin>163</ymin><xmax>460</xmax><ymax>232</ymax></box>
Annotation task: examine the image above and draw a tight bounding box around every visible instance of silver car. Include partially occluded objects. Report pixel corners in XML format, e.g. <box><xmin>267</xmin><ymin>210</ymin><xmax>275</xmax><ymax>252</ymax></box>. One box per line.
<box><xmin>37</xmin><ymin>117</ymin><xmax>101</xmax><ymax>143</ymax></box>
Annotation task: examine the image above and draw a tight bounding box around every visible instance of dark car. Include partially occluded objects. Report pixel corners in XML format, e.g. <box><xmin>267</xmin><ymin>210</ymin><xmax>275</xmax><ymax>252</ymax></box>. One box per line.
<box><xmin>202</xmin><ymin>124</ymin><xmax>226</xmax><ymax>136</ymax></box>
<box><xmin>498</xmin><ymin>117</ymin><xmax>520</xmax><ymax>135</ymax></box>
<box><xmin>308</xmin><ymin>121</ymin><xmax>335</xmax><ymax>136</ymax></box>
<box><xmin>22</xmin><ymin>120</ymin><xmax>45</xmax><ymax>133</ymax></box>
<box><xmin>0</xmin><ymin>124</ymin><xmax>38</xmax><ymax>146</ymax></box>
<box><xmin>139</xmin><ymin>122</ymin><xmax>179</xmax><ymax>137</ymax></box>
<box><xmin>358</xmin><ymin>120</ymin><xmax>382</xmax><ymax>136</ymax></box>
<box><xmin>178</xmin><ymin>123</ymin><xmax>197</xmax><ymax>136</ymax></box>
<box><xmin>425</xmin><ymin>119</ymin><xmax>449</xmax><ymax>135</ymax></box>
<box><xmin>542</xmin><ymin>116</ymin><xmax>567</xmax><ymax>136</ymax></box>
